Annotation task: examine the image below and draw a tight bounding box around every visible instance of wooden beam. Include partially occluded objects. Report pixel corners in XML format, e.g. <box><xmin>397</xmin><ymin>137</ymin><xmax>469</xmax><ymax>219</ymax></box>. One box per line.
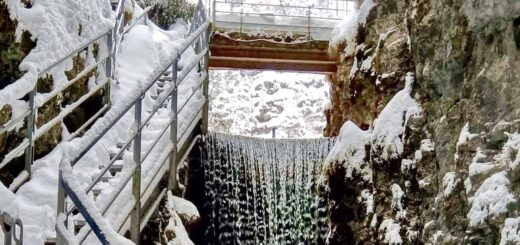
<box><xmin>209</xmin><ymin>44</ymin><xmax>332</xmax><ymax>61</ymax></box>
<box><xmin>209</xmin><ymin>56</ymin><xmax>337</xmax><ymax>73</ymax></box>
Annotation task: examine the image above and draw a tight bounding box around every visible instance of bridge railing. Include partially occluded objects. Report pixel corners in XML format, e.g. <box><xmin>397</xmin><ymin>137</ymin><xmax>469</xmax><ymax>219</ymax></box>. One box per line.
<box><xmin>211</xmin><ymin>0</ymin><xmax>354</xmax><ymax>41</ymax></box>
<box><xmin>55</xmin><ymin>0</ymin><xmax>210</xmax><ymax>244</ymax></box>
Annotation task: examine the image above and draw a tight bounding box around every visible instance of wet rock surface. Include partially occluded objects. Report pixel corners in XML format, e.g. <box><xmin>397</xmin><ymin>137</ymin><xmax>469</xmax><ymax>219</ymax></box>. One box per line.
<box><xmin>322</xmin><ymin>0</ymin><xmax>520</xmax><ymax>243</ymax></box>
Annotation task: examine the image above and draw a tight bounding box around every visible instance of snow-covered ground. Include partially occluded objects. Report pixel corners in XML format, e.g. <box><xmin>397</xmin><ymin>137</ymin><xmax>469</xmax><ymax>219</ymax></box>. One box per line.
<box><xmin>209</xmin><ymin>70</ymin><xmax>330</xmax><ymax>139</ymax></box>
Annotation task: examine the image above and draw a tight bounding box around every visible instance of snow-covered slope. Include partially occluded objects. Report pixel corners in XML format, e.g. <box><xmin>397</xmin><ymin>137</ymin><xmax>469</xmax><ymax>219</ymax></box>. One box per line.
<box><xmin>209</xmin><ymin>70</ymin><xmax>330</xmax><ymax>138</ymax></box>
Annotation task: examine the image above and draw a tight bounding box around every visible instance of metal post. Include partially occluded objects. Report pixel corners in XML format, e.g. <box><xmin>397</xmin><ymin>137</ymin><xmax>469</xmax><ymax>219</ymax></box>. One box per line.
<box><xmin>24</xmin><ymin>87</ymin><xmax>36</xmax><ymax>176</ymax></box>
<box><xmin>307</xmin><ymin>5</ymin><xmax>311</xmax><ymax>40</ymax></box>
<box><xmin>167</xmin><ymin>56</ymin><xmax>180</xmax><ymax>190</ymax></box>
<box><xmin>271</xmin><ymin>128</ymin><xmax>276</xmax><ymax>139</ymax></box>
<box><xmin>56</xmin><ymin>181</ymin><xmax>66</xmax><ymax>245</ymax></box>
<box><xmin>201</xmin><ymin>30</ymin><xmax>210</xmax><ymax>134</ymax></box>
<box><xmin>104</xmin><ymin>31</ymin><xmax>113</xmax><ymax>106</ymax></box>
<box><xmin>212</xmin><ymin>0</ymin><xmax>217</xmax><ymax>25</ymax></box>
<box><xmin>240</xmin><ymin>1</ymin><xmax>244</xmax><ymax>34</ymax></box>
<box><xmin>131</xmin><ymin>97</ymin><xmax>142</xmax><ymax>244</ymax></box>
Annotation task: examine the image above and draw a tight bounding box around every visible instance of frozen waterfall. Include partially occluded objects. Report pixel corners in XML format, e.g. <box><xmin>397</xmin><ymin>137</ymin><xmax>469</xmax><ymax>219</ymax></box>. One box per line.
<box><xmin>202</xmin><ymin>132</ymin><xmax>335</xmax><ymax>244</ymax></box>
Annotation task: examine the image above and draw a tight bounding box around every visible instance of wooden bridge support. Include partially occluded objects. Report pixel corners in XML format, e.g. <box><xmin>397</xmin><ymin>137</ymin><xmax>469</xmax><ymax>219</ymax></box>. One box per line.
<box><xmin>209</xmin><ymin>33</ymin><xmax>337</xmax><ymax>73</ymax></box>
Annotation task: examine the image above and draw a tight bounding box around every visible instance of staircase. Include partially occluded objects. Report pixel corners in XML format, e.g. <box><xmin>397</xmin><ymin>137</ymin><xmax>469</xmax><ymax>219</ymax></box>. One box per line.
<box><xmin>55</xmin><ymin>0</ymin><xmax>210</xmax><ymax>244</ymax></box>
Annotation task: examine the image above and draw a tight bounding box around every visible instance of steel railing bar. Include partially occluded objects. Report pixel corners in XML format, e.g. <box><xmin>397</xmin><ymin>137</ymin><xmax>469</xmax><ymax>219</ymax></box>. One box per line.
<box><xmin>214</xmin><ymin>20</ymin><xmax>336</xmax><ymax>30</ymax></box>
<box><xmin>140</xmin><ymin>143</ymin><xmax>174</xmax><ymax>201</ymax></box>
<box><xmin>176</xmin><ymin>48</ymin><xmax>209</xmax><ymax>86</ymax></box>
<box><xmin>177</xmin><ymin>103</ymin><xmax>204</xmax><ymax>144</ymax></box>
<box><xmin>140</xmin><ymin>117</ymin><xmax>173</xmax><ymax>163</ymax></box>
<box><xmin>142</xmin><ymin>49</ymin><xmax>207</xmax><ymax>130</ymax></box>
<box><xmin>138</xmin><ymin>25</ymin><xmax>209</xmax><ymax>130</ymax></box>
<box><xmin>38</xmin><ymin>30</ymin><xmax>111</xmax><ymax>76</ymax></box>
<box><xmin>123</xmin><ymin>6</ymin><xmax>155</xmax><ymax>34</ymax></box>
<box><xmin>78</xmin><ymin>163</ymin><xmax>137</xmax><ymax>243</ymax></box>
<box><xmin>34</xmin><ymin>79</ymin><xmax>109</xmax><ymax>140</ymax></box>
<box><xmin>177</xmin><ymin>77</ymin><xmax>204</xmax><ymax>115</ymax></box>
<box><xmin>79</xmin><ymin>131</ymin><xmax>136</xmax><ymax>200</ymax></box>
<box><xmin>0</xmin><ymin>139</ymin><xmax>29</xmax><ymax>170</ymax></box>
<box><xmin>117</xmin><ymin>142</ymin><xmax>173</xmax><ymax>234</ymax></box>
<box><xmin>68</xmin><ymin>104</ymin><xmax>110</xmax><ymax>140</ymax></box>
<box><xmin>214</xmin><ymin>0</ymin><xmax>350</xmax><ymax>12</ymax></box>
<box><xmin>215</xmin><ymin>9</ymin><xmax>347</xmax><ymax>19</ymax></box>
<box><xmin>179</xmin><ymin>22</ymin><xmax>210</xmax><ymax>55</ymax></box>
<box><xmin>39</xmin><ymin>56</ymin><xmax>109</xmax><ymax>107</ymax></box>
<box><xmin>139</xmin><ymin>188</ymin><xmax>167</xmax><ymax>231</ymax></box>
<box><xmin>0</xmin><ymin>110</ymin><xmax>30</xmax><ymax>135</ymax></box>
<box><xmin>69</xmin><ymin>21</ymin><xmax>206</xmax><ymax>166</ymax></box>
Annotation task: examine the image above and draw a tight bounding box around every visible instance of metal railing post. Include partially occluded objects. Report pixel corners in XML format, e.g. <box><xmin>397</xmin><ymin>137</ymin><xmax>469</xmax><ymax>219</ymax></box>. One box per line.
<box><xmin>239</xmin><ymin>0</ymin><xmax>244</xmax><ymax>34</ymax></box>
<box><xmin>201</xmin><ymin>30</ymin><xmax>210</xmax><ymax>134</ymax></box>
<box><xmin>104</xmin><ymin>31</ymin><xmax>113</xmax><ymax>107</ymax></box>
<box><xmin>24</xmin><ymin>87</ymin><xmax>36</xmax><ymax>176</ymax></box>
<box><xmin>56</xmin><ymin>182</ymin><xmax>66</xmax><ymax>245</ymax></box>
<box><xmin>167</xmin><ymin>56</ymin><xmax>180</xmax><ymax>190</ymax></box>
<box><xmin>307</xmin><ymin>5</ymin><xmax>311</xmax><ymax>40</ymax></box>
<box><xmin>131</xmin><ymin>97</ymin><xmax>142</xmax><ymax>244</ymax></box>
<box><xmin>212</xmin><ymin>0</ymin><xmax>216</xmax><ymax>25</ymax></box>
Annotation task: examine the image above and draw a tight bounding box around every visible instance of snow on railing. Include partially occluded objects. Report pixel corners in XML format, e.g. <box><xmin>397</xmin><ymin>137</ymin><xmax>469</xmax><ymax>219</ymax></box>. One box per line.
<box><xmin>0</xmin><ymin>211</ymin><xmax>23</xmax><ymax>245</ymax></box>
<box><xmin>55</xmin><ymin>0</ymin><xmax>210</xmax><ymax>244</ymax></box>
<box><xmin>211</xmin><ymin>0</ymin><xmax>355</xmax><ymax>41</ymax></box>
<box><xmin>0</xmin><ymin>0</ymin><xmax>131</xmax><ymax>195</ymax></box>
<box><xmin>0</xmin><ymin>1</ymin><xmax>131</xmax><ymax>244</ymax></box>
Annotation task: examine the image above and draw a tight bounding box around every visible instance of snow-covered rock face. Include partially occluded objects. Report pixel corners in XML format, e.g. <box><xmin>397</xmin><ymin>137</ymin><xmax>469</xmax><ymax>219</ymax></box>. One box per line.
<box><xmin>209</xmin><ymin>70</ymin><xmax>329</xmax><ymax>138</ymax></box>
<box><xmin>321</xmin><ymin>0</ymin><xmax>520</xmax><ymax>243</ymax></box>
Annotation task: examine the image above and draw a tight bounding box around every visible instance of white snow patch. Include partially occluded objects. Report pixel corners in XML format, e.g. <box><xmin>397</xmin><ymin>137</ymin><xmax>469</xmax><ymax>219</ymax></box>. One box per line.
<box><xmin>324</xmin><ymin>121</ymin><xmax>371</xmax><ymax>181</ymax></box>
<box><xmin>2</xmin><ymin>0</ymin><xmax>114</xmax><ymax>109</ymax></box>
<box><xmin>500</xmin><ymin>217</ymin><xmax>520</xmax><ymax>245</ymax></box>
<box><xmin>391</xmin><ymin>183</ymin><xmax>404</xmax><ymax>211</ymax></box>
<box><xmin>330</xmin><ymin>0</ymin><xmax>376</xmax><ymax>55</ymax></box>
<box><xmin>371</xmin><ymin>72</ymin><xmax>421</xmax><ymax>160</ymax></box>
<box><xmin>501</xmin><ymin>133</ymin><xmax>520</xmax><ymax>169</ymax></box>
<box><xmin>380</xmin><ymin>218</ymin><xmax>402</xmax><ymax>244</ymax></box>
<box><xmin>420</xmin><ymin>139</ymin><xmax>435</xmax><ymax>152</ymax></box>
<box><xmin>400</xmin><ymin>159</ymin><xmax>415</xmax><ymax>174</ymax></box>
<box><xmin>360</xmin><ymin>189</ymin><xmax>374</xmax><ymax>214</ymax></box>
<box><xmin>168</xmin><ymin>192</ymin><xmax>200</xmax><ymax>224</ymax></box>
<box><xmin>455</xmin><ymin>122</ymin><xmax>478</xmax><ymax>160</ymax></box>
<box><xmin>467</xmin><ymin>171</ymin><xmax>516</xmax><ymax>227</ymax></box>
<box><xmin>468</xmin><ymin>148</ymin><xmax>494</xmax><ymax>176</ymax></box>
<box><xmin>442</xmin><ymin>172</ymin><xmax>460</xmax><ymax>197</ymax></box>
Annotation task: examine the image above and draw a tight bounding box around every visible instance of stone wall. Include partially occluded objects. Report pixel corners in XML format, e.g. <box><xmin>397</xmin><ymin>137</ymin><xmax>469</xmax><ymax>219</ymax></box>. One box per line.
<box><xmin>321</xmin><ymin>0</ymin><xmax>520</xmax><ymax>243</ymax></box>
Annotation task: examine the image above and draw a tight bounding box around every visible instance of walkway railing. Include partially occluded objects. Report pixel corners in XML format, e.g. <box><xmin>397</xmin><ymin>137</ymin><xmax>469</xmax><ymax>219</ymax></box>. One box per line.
<box><xmin>1</xmin><ymin>1</ymin><xmax>131</xmax><ymax>244</ymax></box>
<box><xmin>210</xmin><ymin>0</ymin><xmax>354</xmax><ymax>40</ymax></box>
<box><xmin>55</xmin><ymin>0</ymin><xmax>210</xmax><ymax>243</ymax></box>
<box><xmin>0</xmin><ymin>0</ymin><xmax>134</xmax><ymax>195</ymax></box>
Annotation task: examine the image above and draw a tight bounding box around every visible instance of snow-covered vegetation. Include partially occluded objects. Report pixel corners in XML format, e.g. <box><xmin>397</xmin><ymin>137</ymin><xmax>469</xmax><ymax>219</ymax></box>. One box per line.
<box><xmin>209</xmin><ymin>70</ymin><xmax>330</xmax><ymax>138</ymax></box>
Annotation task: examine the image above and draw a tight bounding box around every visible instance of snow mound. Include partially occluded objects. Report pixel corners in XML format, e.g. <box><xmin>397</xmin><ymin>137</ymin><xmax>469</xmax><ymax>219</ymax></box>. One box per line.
<box><xmin>330</xmin><ymin>0</ymin><xmax>375</xmax><ymax>55</ymax></box>
<box><xmin>371</xmin><ymin>73</ymin><xmax>421</xmax><ymax>160</ymax></box>
<box><xmin>467</xmin><ymin>171</ymin><xmax>516</xmax><ymax>227</ymax></box>
<box><xmin>500</xmin><ymin>217</ymin><xmax>520</xmax><ymax>245</ymax></box>
<box><xmin>324</xmin><ymin>121</ymin><xmax>371</xmax><ymax>180</ymax></box>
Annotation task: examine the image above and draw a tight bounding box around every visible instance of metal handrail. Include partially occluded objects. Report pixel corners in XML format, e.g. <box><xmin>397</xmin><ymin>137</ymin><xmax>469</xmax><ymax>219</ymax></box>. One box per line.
<box><xmin>0</xmin><ymin>0</ymin><xmax>124</xmax><ymax>190</ymax></box>
<box><xmin>1</xmin><ymin>211</ymin><xmax>23</xmax><ymax>245</ymax></box>
<box><xmin>56</xmin><ymin>0</ymin><xmax>210</xmax><ymax>243</ymax></box>
<box><xmin>213</xmin><ymin>0</ymin><xmax>350</xmax><ymax>11</ymax></box>
<box><xmin>212</xmin><ymin>0</ymin><xmax>353</xmax><ymax>40</ymax></box>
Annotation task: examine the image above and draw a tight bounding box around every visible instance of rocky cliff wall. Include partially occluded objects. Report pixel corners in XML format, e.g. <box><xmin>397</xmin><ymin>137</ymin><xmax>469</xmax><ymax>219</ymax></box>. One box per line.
<box><xmin>321</xmin><ymin>0</ymin><xmax>520</xmax><ymax>243</ymax></box>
